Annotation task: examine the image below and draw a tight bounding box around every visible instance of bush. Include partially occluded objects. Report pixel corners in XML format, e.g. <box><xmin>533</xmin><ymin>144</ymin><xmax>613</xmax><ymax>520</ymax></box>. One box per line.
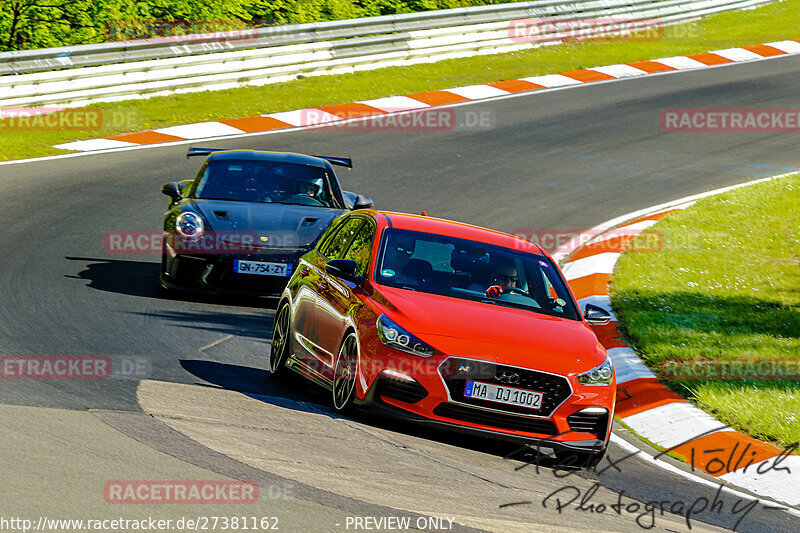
<box><xmin>0</xmin><ymin>0</ymin><xmax>518</xmax><ymax>51</ymax></box>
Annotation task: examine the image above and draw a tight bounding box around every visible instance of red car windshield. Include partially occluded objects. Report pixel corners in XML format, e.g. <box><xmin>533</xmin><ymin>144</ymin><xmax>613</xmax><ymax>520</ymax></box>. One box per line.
<box><xmin>375</xmin><ymin>229</ymin><xmax>580</xmax><ymax>320</ymax></box>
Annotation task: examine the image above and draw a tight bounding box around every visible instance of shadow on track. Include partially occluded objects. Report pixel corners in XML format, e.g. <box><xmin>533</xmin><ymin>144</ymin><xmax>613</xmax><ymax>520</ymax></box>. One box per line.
<box><xmin>177</xmin><ymin>358</ymin><xmax>568</xmax><ymax>466</ymax></box>
<box><xmin>65</xmin><ymin>256</ymin><xmax>161</xmax><ymax>298</ymax></box>
<box><xmin>133</xmin><ymin>310</ymin><xmax>274</xmax><ymax>340</ymax></box>
<box><xmin>65</xmin><ymin>256</ymin><xmax>279</xmax><ymax>309</ymax></box>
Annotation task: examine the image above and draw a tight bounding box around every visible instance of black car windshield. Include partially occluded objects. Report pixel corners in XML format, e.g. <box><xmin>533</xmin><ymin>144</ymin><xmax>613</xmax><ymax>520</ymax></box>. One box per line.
<box><xmin>194</xmin><ymin>159</ymin><xmax>335</xmax><ymax>207</ymax></box>
<box><xmin>375</xmin><ymin>229</ymin><xmax>580</xmax><ymax>320</ymax></box>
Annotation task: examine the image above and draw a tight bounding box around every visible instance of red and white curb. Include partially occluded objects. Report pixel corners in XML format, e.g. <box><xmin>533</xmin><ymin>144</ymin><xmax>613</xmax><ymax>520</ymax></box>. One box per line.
<box><xmin>53</xmin><ymin>39</ymin><xmax>800</xmax><ymax>152</ymax></box>
<box><xmin>558</xmin><ymin>173</ymin><xmax>800</xmax><ymax>507</ymax></box>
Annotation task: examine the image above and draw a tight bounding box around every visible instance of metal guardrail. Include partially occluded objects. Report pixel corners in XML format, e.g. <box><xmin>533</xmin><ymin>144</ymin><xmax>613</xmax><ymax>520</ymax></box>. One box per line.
<box><xmin>0</xmin><ymin>0</ymin><xmax>774</xmax><ymax>109</ymax></box>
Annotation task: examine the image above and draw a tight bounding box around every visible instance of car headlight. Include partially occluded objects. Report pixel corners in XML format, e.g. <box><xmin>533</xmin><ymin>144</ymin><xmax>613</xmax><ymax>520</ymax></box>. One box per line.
<box><xmin>176</xmin><ymin>211</ymin><xmax>204</xmax><ymax>240</ymax></box>
<box><xmin>576</xmin><ymin>356</ymin><xmax>614</xmax><ymax>386</ymax></box>
<box><xmin>376</xmin><ymin>314</ymin><xmax>437</xmax><ymax>358</ymax></box>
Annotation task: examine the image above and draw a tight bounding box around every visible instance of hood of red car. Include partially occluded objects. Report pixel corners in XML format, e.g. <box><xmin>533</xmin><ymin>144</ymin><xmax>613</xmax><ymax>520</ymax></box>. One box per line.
<box><xmin>372</xmin><ymin>286</ymin><xmax>605</xmax><ymax>375</ymax></box>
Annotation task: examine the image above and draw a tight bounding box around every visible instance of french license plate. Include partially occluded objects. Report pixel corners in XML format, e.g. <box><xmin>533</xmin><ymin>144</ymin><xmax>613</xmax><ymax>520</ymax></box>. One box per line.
<box><xmin>233</xmin><ymin>260</ymin><xmax>292</xmax><ymax>277</ymax></box>
<box><xmin>464</xmin><ymin>380</ymin><xmax>543</xmax><ymax>410</ymax></box>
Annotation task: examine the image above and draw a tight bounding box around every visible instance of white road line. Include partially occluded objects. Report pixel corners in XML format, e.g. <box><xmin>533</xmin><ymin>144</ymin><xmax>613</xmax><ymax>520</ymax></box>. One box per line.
<box><xmin>519</xmin><ymin>74</ymin><xmax>582</xmax><ymax>87</ymax></box>
<box><xmin>720</xmin><ymin>456</ymin><xmax>800</xmax><ymax>506</ymax></box>
<box><xmin>590</xmin><ymin>64</ymin><xmax>648</xmax><ymax>78</ymax></box>
<box><xmin>199</xmin><ymin>334</ymin><xmax>234</xmax><ymax>352</ymax></box>
<box><xmin>445</xmin><ymin>85</ymin><xmax>510</xmax><ymax>99</ymax></box>
<box><xmin>766</xmin><ymin>40</ymin><xmax>800</xmax><ymax>53</ymax></box>
<box><xmin>266</xmin><ymin>109</ymin><xmax>342</xmax><ymax>127</ymax></box>
<box><xmin>155</xmin><ymin>122</ymin><xmax>245</xmax><ymax>139</ymax></box>
<box><xmin>562</xmin><ymin>252</ymin><xmax>620</xmax><ymax>280</ymax></box>
<box><xmin>653</xmin><ymin>56</ymin><xmax>707</xmax><ymax>70</ymax></box>
<box><xmin>53</xmin><ymin>138</ymin><xmax>137</xmax><ymax>151</ymax></box>
<box><xmin>358</xmin><ymin>96</ymin><xmax>430</xmax><ymax>112</ymax></box>
<box><xmin>622</xmin><ymin>402</ymin><xmax>727</xmax><ymax>449</ymax></box>
<box><xmin>713</xmin><ymin>47</ymin><xmax>764</xmax><ymax>62</ymax></box>
<box><xmin>610</xmin><ymin>434</ymin><xmax>800</xmax><ymax>517</ymax></box>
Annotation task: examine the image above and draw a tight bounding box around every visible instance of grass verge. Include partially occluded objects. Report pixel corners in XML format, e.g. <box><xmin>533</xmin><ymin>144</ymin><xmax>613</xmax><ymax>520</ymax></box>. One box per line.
<box><xmin>1</xmin><ymin>0</ymin><xmax>800</xmax><ymax>161</ymax></box>
<box><xmin>610</xmin><ymin>173</ymin><xmax>800</xmax><ymax>449</ymax></box>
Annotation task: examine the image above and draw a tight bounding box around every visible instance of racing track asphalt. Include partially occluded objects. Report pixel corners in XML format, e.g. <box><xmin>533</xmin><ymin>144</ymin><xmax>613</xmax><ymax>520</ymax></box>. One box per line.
<box><xmin>0</xmin><ymin>54</ymin><xmax>798</xmax><ymax>532</ymax></box>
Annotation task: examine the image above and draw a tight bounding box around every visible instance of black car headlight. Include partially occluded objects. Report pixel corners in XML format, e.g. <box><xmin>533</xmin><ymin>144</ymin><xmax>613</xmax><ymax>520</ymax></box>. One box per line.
<box><xmin>176</xmin><ymin>211</ymin><xmax>204</xmax><ymax>240</ymax></box>
<box><xmin>576</xmin><ymin>356</ymin><xmax>614</xmax><ymax>386</ymax></box>
<box><xmin>376</xmin><ymin>314</ymin><xmax>437</xmax><ymax>358</ymax></box>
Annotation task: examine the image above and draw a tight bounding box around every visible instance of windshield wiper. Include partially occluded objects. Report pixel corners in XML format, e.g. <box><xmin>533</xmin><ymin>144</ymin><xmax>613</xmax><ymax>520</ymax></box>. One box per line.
<box><xmin>478</xmin><ymin>297</ymin><xmax>540</xmax><ymax>312</ymax></box>
<box><xmin>269</xmin><ymin>201</ymin><xmax>330</xmax><ymax>207</ymax></box>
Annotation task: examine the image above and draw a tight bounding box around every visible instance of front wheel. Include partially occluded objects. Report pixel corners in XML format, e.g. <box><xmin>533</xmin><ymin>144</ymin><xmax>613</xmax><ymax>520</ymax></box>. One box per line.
<box><xmin>158</xmin><ymin>254</ymin><xmax>176</xmax><ymax>298</ymax></box>
<box><xmin>332</xmin><ymin>333</ymin><xmax>358</xmax><ymax>411</ymax></box>
<box><xmin>269</xmin><ymin>305</ymin><xmax>291</xmax><ymax>379</ymax></box>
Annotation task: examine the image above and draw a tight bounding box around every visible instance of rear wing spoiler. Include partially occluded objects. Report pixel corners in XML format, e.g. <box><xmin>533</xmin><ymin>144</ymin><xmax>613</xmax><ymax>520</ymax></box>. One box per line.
<box><xmin>186</xmin><ymin>147</ymin><xmax>352</xmax><ymax>169</ymax></box>
<box><xmin>312</xmin><ymin>155</ymin><xmax>352</xmax><ymax>169</ymax></box>
<box><xmin>187</xmin><ymin>147</ymin><xmax>227</xmax><ymax>158</ymax></box>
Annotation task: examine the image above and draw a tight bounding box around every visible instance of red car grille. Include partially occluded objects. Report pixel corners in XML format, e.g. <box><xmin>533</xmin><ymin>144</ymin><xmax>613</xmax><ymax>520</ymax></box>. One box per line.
<box><xmin>438</xmin><ymin>357</ymin><xmax>572</xmax><ymax>417</ymax></box>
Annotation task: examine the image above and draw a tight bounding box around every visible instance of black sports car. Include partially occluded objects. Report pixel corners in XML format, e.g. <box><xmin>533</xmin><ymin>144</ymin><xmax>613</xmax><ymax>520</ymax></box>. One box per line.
<box><xmin>159</xmin><ymin>148</ymin><xmax>373</xmax><ymax>296</ymax></box>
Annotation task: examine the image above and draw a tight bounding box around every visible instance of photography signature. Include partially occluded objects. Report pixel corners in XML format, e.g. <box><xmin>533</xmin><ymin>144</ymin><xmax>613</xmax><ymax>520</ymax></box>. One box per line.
<box><xmin>500</xmin><ymin>425</ymin><xmax>797</xmax><ymax>531</ymax></box>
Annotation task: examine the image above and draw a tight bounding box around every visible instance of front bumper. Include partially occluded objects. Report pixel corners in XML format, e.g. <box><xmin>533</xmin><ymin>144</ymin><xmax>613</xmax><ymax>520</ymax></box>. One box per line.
<box><xmin>161</xmin><ymin>247</ymin><xmax>308</xmax><ymax>296</ymax></box>
<box><xmin>360</xmin><ymin>388</ymin><xmax>608</xmax><ymax>453</ymax></box>
<box><xmin>355</xmin><ymin>351</ymin><xmax>614</xmax><ymax>449</ymax></box>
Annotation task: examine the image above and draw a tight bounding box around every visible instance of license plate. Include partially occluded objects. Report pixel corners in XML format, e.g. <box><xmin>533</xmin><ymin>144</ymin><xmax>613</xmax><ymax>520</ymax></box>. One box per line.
<box><xmin>464</xmin><ymin>380</ymin><xmax>543</xmax><ymax>410</ymax></box>
<box><xmin>233</xmin><ymin>260</ymin><xmax>292</xmax><ymax>277</ymax></box>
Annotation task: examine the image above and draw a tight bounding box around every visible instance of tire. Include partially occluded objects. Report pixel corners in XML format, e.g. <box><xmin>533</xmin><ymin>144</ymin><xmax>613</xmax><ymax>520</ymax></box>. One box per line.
<box><xmin>159</xmin><ymin>244</ymin><xmax>176</xmax><ymax>298</ymax></box>
<box><xmin>158</xmin><ymin>282</ymin><xmax>174</xmax><ymax>298</ymax></box>
<box><xmin>555</xmin><ymin>448</ymin><xmax>606</xmax><ymax>469</ymax></box>
<box><xmin>269</xmin><ymin>304</ymin><xmax>292</xmax><ymax>379</ymax></box>
<box><xmin>332</xmin><ymin>332</ymin><xmax>358</xmax><ymax>411</ymax></box>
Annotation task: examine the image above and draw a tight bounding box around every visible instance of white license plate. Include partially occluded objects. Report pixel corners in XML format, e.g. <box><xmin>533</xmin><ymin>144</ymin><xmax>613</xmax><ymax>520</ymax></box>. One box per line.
<box><xmin>464</xmin><ymin>380</ymin><xmax>543</xmax><ymax>410</ymax></box>
<box><xmin>233</xmin><ymin>260</ymin><xmax>292</xmax><ymax>277</ymax></box>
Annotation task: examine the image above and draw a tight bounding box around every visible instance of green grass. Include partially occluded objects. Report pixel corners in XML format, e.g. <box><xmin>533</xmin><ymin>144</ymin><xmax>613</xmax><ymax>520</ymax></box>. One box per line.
<box><xmin>610</xmin><ymin>174</ymin><xmax>800</xmax><ymax>448</ymax></box>
<box><xmin>1</xmin><ymin>0</ymin><xmax>799</xmax><ymax>161</ymax></box>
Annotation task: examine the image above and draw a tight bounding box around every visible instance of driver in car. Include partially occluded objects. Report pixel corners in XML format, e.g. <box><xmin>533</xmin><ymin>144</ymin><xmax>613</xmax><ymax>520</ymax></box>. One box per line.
<box><xmin>297</xmin><ymin>178</ymin><xmax>324</xmax><ymax>200</ymax></box>
<box><xmin>384</xmin><ymin>238</ymin><xmax>415</xmax><ymax>274</ymax></box>
<box><xmin>486</xmin><ymin>260</ymin><xmax>519</xmax><ymax>297</ymax></box>
<box><xmin>489</xmin><ymin>262</ymin><xmax>519</xmax><ymax>288</ymax></box>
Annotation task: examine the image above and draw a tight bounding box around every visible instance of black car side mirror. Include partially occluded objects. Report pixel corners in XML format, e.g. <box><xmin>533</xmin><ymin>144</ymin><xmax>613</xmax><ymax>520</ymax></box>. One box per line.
<box><xmin>353</xmin><ymin>194</ymin><xmax>373</xmax><ymax>210</ymax></box>
<box><xmin>162</xmin><ymin>182</ymin><xmax>182</xmax><ymax>203</ymax></box>
<box><xmin>326</xmin><ymin>259</ymin><xmax>364</xmax><ymax>285</ymax></box>
<box><xmin>584</xmin><ymin>304</ymin><xmax>612</xmax><ymax>325</ymax></box>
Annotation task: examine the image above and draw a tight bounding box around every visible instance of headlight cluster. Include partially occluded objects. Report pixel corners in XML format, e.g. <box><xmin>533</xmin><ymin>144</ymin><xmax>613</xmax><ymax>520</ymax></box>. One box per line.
<box><xmin>376</xmin><ymin>314</ymin><xmax>437</xmax><ymax>358</ymax></box>
<box><xmin>176</xmin><ymin>211</ymin><xmax>204</xmax><ymax>240</ymax></box>
<box><xmin>576</xmin><ymin>356</ymin><xmax>614</xmax><ymax>386</ymax></box>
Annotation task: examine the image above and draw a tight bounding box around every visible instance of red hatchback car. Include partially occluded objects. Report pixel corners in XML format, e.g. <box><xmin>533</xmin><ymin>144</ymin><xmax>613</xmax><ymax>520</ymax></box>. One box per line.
<box><xmin>270</xmin><ymin>210</ymin><xmax>615</xmax><ymax>464</ymax></box>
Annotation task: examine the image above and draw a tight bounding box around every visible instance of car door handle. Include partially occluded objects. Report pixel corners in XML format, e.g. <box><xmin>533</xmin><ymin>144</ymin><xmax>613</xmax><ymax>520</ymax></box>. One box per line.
<box><xmin>299</xmin><ymin>267</ymin><xmax>310</xmax><ymax>277</ymax></box>
<box><xmin>319</xmin><ymin>280</ymin><xmax>329</xmax><ymax>290</ymax></box>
